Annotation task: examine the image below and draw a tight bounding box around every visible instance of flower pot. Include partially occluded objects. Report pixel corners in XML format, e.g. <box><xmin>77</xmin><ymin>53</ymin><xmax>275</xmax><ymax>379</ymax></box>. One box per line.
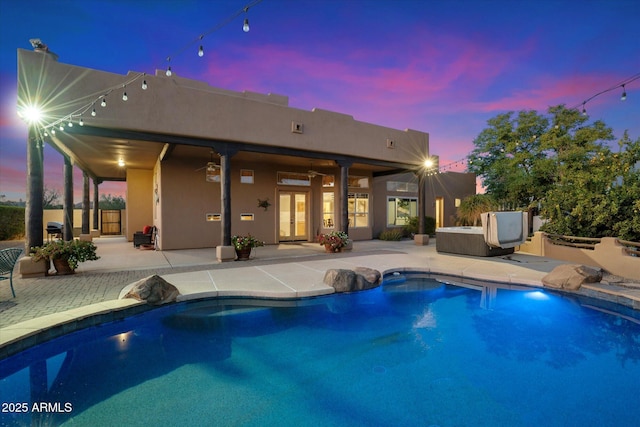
<box><xmin>235</xmin><ymin>247</ymin><xmax>252</xmax><ymax>260</ymax></box>
<box><xmin>52</xmin><ymin>258</ymin><xmax>75</xmax><ymax>275</ymax></box>
<box><xmin>324</xmin><ymin>244</ymin><xmax>341</xmax><ymax>253</ymax></box>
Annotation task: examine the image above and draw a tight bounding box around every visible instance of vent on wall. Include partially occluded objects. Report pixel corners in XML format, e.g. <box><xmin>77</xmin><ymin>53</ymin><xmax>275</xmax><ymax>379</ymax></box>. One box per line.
<box><xmin>291</xmin><ymin>121</ymin><xmax>304</xmax><ymax>134</ymax></box>
<box><xmin>386</xmin><ymin>138</ymin><xmax>395</xmax><ymax>149</ymax></box>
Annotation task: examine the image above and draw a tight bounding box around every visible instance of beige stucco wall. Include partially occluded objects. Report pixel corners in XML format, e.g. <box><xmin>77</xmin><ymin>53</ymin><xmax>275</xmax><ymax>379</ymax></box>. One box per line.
<box><xmin>519</xmin><ymin>233</ymin><xmax>640</xmax><ymax>281</ymax></box>
<box><xmin>18</xmin><ymin>49</ymin><xmax>429</xmax><ymax>167</ymax></box>
<box><xmin>372</xmin><ymin>171</ymin><xmax>477</xmax><ymax>237</ymax></box>
<box><xmin>156</xmin><ymin>152</ymin><xmax>374</xmax><ymax>249</ymax></box>
<box><xmin>126</xmin><ymin>168</ymin><xmax>154</xmax><ymax>240</ymax></box>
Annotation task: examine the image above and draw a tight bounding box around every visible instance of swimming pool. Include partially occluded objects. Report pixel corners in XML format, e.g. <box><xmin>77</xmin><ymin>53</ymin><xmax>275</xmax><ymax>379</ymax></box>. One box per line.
<box><xmin>1</xmin><ymin>275</ymin><xmax>639</xmax><ymax>426</ymax></box>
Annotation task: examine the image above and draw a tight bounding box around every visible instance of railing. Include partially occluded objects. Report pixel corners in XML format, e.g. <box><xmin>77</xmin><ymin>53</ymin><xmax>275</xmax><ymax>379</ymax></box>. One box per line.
<box><xmin>546</xmin><ymin>234</ymin><xmax>601</xmax><ymax>250</ymax></box>
<box><xmin>619</xmin><ymin>239</ymin><xmax>640</xmax><ymax>257</ymax></box>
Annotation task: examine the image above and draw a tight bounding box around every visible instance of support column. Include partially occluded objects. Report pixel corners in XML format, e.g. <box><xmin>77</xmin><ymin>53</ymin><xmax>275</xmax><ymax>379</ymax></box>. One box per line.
<box><xmin>82</xmin><ymin>172</ymin><xmax>90</xmax><ymax>234</ymax></box>
<box><xmin>414</xmin><ymin>169</ymin><xmax>430</xmax><ymax>245</ymax></box>
<box><xmin>25</xmin><ymin>127</ymin><xmax>44</xmax><ymax>253</ymax></box>
<box><xmin>337</xmin><ymin>160</ymin><xmax>352</xmax><ymax>235</ymax></box>
<box><xmin>63</xmin><ymin>156</ymin><xmax>74</xmax><ymax>241</ymax></box>
<box><xmin>93</xmin><ymin>179</ymin><xmax>100</xmax><ymax>232</ymax></box>
<box><xmin>216</xmin><ymin>146</ymin><xmax>237</xmax><ymax>261</ymax></box>
<box><xmin>418</xmin><ymin>172</ymin><xmax>426</xmax><ymax>235</ymax></box>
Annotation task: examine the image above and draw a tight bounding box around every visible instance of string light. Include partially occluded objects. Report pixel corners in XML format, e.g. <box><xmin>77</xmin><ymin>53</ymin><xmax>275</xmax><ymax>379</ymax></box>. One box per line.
<box><xmin>100</xmin><ymin>97</ymin><xmax>107</xmax><ymax>107</ymax></box>
<box><xmin>161</xmin><ymin>0</ymin><xmax>263</xmax><ymax>73</ymax></box>
<box><xmin>91</xmin><ymin>106</ymin><xmax>96</xmax><ymax>116</ymax></box>
<box><xmin>571</xmin><ymin>72</ymin><xmax>638</xmax><ymax>113</ymax></box>
<box><xmin>122</xmin><ymin>85</ymin><xmax>128</xmax><ymax>101</ymax></box>
<box><xmin>142</xmin><ymin>79</ymin><xmax>147</xmax><ymax>90</ymax></box>
<box><xmin>79</xmin><ymin>117</ymin><xmax>84</xmax><ymax>126</ymax></box>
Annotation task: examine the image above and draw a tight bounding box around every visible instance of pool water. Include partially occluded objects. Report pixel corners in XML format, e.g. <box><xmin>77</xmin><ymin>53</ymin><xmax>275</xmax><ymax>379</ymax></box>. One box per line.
<box><xmin>1</xmin><ymin>277</ymin><xmax>639</xmax><ymax>426</ymax></box>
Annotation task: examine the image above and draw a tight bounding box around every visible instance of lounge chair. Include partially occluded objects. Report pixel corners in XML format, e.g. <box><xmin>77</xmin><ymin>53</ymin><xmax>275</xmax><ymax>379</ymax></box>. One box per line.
<box><xmin>0</xmin><ymin>247</ymin><xmax>23</xmax><ymax>298</ymax></box>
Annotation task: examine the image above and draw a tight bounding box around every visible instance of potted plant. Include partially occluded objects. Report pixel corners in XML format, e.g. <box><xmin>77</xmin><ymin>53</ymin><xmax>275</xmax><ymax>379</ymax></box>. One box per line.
<box><xmin>30</xmin><ymin>239</ymin><xmax>100</xmax><ymax>274</ymax></box>
<box><xmin>318</xmin><ymin>231</ymin><xmax>350</xmax><ymax>253</ymax></box>
<box><xmin>231</xmin><ymin>234</ymin><xmax>264</xmax><ymax>260</ymax></box>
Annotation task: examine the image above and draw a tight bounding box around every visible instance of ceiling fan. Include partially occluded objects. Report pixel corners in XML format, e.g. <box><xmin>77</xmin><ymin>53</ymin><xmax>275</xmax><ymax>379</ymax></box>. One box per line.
<box><xmin>195</xmin><ymin>150</ymin><xmax>220</xmax><ymax>172</ymax></box>
<box><xmin>307</xmin><ymin>162</ymin><xmax>327</xmax><ymax>178</ymax></box>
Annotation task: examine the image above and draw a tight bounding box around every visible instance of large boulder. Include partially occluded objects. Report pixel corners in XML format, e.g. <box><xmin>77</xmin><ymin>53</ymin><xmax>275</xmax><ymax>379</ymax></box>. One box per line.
<box><xmin>124</xmin><ymin>274</ymin><xmax>180</xmax><ymax>305</ymax></box>
<box><xmin>542</xmin><ymin>264</ymin><xmax>603</xmax><ymax>291</ymax></box>
<box><xmin>324</xmin><ymin>267</ymin><xmax>381</xmax><ymax>293</ymax></box>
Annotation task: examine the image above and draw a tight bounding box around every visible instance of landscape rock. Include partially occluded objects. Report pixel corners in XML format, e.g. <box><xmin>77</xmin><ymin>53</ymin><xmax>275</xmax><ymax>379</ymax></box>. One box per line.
<box><xmin>542</xmin><ymin>264</ymin><xmax>603</xmax><ymax>290</ymax></box>
<box><xmin>324</xmin><ymin>267</ymin><xmax>381</xmax><ymax>293</ymax></box>
<box><xmin>124</xmin><ymin>274</ymin><xmax>180</xmax><ymax>305</ymax></box>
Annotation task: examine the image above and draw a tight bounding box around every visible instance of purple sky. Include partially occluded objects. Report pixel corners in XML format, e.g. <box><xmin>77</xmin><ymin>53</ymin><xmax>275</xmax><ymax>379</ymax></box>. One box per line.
<box><xmin>1</xmin><ymin>0</ymin><xmax>639</xmax><ymax>201</ymax></box>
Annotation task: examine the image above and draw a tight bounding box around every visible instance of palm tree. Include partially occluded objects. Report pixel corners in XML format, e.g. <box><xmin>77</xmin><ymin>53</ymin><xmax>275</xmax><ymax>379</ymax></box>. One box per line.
<box><xmin>456</xmin><ymin>194</ymin><xmax>499</xmax><ymax>226</ymax></box>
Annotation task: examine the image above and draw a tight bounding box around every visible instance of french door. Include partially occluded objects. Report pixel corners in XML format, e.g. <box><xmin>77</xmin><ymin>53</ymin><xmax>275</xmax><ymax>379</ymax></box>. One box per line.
<box><xmin>279</xmin><ymin>191</ymin><xmax>308</xmax><ymax>241</ymax></box>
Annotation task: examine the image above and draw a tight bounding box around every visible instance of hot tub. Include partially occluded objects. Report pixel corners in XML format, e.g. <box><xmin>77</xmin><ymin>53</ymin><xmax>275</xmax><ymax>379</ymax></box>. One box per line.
<box><xmin>435</xmin><ymin>226</ymin><xmax>514</xmax><ymax>257</ymax></box>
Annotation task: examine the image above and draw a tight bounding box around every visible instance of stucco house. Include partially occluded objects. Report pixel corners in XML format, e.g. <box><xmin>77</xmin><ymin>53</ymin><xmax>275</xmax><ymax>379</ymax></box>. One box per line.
<box><xmin>17</xmin><ymin>47</ymin><xmax>474</xmax><ymax>260</ymax></box>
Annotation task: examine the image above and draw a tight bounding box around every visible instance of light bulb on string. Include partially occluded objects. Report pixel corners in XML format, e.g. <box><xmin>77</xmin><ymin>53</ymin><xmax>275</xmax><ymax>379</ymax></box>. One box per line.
<box><xmin>142</xmin><ymin>79</ymin><xmax>148</xmax><ymax>90</ymax></box>
<box><xmin>101</xmin><ymin>97</ymin><xmax>107</xmax><ymax>107</ymax></box>
<box><xmin>91</xmin><ymin>107</ymin><xmax>96</xmax><ymax>117</ymax></box>
<box><xmin>166</xmin><ymin>66</ymin><xmax>172</xmax><ymax>77</ymax></box>
<box><xmin>581</xmin><ymin>103</ymin><xmax>587</xmax><ymax>116</ymax></box>
<box><xmin>79</xmin><ymin>117</ymin><xmax>84</xmax><ymax>126</ymax></box>
<box><xmin>67</xmin><ymin>120</ymin><xmax>73</xmax><ymax>127</ymax></box>
<box><xmin>59</xmin><ymin>124</ymin><xmax>64</xmax><ymax>131</ymax></box>
<box><xmin>122</xmin><ymin>85</ymin><xmax>128</xmax><ymax>101</ymax></box>
<box><xmin>198</xmin><ymin>45</ymin><xmax>204</xmax><ymax>57</ymax></box>
<box><xmin>621</xmin><ymin>84</ymin><xmax>627</xmax><ymax>101</ymax></box>
<box><xmin>51</xmin><ymin>129</ymin><xmax>55</xmax><ymax>135</ymax></box>
<box><xmin>243</xmin><ymin>18</ymin><xmax>250</xmax><ymax>32</ymax></box>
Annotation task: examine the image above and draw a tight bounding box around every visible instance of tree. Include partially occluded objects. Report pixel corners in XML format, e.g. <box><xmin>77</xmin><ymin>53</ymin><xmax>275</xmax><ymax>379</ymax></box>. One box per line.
<box><xmin>467</xmin><ymin>104</ymin><xmax>640</xmax><ymax>240</ymax></box>
<box><xmin>541</xmin><ymin>130</ymin><xmax>640</xmax><ymax>241</ymax></box>
<box><xmin>43</xmin><ymin>185</ymin><xmax>61</xmax><ymax>209</ymax></box>
<box><xmin>467</xmin><ymin>110</ymin><xmax>550</xmax><ymax>209</ymax></box>
<box><xmin>99</xmin><ymin>194</ymin><xmax>126</xmax><ymax>210</ymax></box>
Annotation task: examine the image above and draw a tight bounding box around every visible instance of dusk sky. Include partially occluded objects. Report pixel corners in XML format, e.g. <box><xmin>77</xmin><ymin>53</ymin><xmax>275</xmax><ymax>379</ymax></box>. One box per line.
<box><xmin>1</xmin><ymin>0</ymin><xmax>639</xmax><ymax>201</ymax></box>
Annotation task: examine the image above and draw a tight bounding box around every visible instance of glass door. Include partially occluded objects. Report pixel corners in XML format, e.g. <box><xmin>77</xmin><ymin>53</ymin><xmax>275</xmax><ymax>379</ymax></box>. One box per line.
<box><xmin>279</xmin><ymin>192</ymin><xmax>308</xmax><ymax>241</ymax></box>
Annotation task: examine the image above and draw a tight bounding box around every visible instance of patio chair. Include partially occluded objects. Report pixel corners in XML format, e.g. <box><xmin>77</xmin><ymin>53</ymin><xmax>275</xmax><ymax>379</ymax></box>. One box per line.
<box><xmin>134</xmin><ymin>225</ymin><xmax>156</xmax><ymax>248</ymax></box>
<box><xmin>0</xmin><ymin>247</ymin><xmax>23</xmax><ymax>298</ymax></box>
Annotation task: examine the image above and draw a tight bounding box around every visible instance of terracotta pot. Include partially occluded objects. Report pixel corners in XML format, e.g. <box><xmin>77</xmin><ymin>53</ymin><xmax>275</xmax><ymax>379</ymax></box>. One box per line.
<box><xmin>235</xmin><ymin>247</ymin><xmax>252</xmax><ymax>260</ymax></box>
<box><xmin>324</xmin><ymin>244</ymin><xmax>341</xmax><ymax>253</ymax></box>
<box><xmin>53</xmin><ymin>258</ymin><xmax>75</xmax><ymax>275</ymax></box>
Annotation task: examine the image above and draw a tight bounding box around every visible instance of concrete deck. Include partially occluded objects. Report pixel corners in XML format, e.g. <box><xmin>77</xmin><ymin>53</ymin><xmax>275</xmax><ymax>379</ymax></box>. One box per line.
<box><xmin>1</xmin><ymin>236</ymin><xmax>639</xmax><ymax>359</ymax></box>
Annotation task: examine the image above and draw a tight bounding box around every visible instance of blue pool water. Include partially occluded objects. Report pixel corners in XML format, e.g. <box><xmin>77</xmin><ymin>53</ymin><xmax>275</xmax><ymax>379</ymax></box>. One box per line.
<box><xmin>1</xmin><ymin>276</ymin><xmax>639</xmax><ymax>426</ymax></box>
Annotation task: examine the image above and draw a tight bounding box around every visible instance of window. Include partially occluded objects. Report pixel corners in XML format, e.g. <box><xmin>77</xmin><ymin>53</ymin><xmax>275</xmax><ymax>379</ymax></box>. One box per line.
<box><xmin>206</xmin><ymin>213</ymin><xmax>221</xmax><ymax>221</ymax></box>
<box><xmin>277</xmin><ymin>172</ymin><xmax>311</xmax><ymax>186</ymax></box>
<box><xmin>348</xmin><ymin>175</ymin><xmax>369</xmax><ymax>188</ymax></box>
<box><xmin>386</xmin><ymin>181</ymin><xmax>418</xmax><ymax>192</ymax></box>
<box><xmin>387</xmin><ymin>197</ymin><xmax>417</xmax><ymax>226</ymax></box>
<box><xmin>240</xmin><ymin>169</ymin><xmax>254</xmax><ymax>184</ymax></box>
<box><xmin>322</xmin><ymin>192</ymin><xmax>335</xmax><ymax>228</ymax></box>
<box><xmin>348</xmin><ymin>193</ymin><xmax>369</xmax><ymax>227</ymax></box>
<box><xmin>240</xmin><ymin>213</ymin><xmax>254</xmax><ymax>221</ymax></box>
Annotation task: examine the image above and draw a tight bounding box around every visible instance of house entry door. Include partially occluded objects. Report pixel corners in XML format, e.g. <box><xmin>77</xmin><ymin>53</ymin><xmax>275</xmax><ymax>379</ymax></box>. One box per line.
<box><xmin>279</xmin><ymin>192</ymin><xmax>308</xmax><ymax>241</ymax></box>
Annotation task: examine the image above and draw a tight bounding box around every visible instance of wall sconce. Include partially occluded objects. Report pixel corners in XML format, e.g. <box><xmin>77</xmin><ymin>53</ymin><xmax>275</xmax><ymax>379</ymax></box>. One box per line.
<box><xmin>118</xmin><ymin>158</ymin><xmax>125</xmax><ymax>167</ymax></box>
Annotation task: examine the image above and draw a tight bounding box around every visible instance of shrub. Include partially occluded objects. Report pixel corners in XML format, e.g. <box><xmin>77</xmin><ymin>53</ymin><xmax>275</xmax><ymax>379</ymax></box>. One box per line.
<box><xmin>378</xmin><ymin>229</ymin><xmax>403</xmax><ymax>241</ymax></box>
<box><xmin>0</xmin><ymin>206</ymin><xmax>25</xmax><ymax>240</ymax></box>
<box><xmin>402</xmin><ymin>216</ymin><xmax>436</xmax><ymax>237</ymax></box>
